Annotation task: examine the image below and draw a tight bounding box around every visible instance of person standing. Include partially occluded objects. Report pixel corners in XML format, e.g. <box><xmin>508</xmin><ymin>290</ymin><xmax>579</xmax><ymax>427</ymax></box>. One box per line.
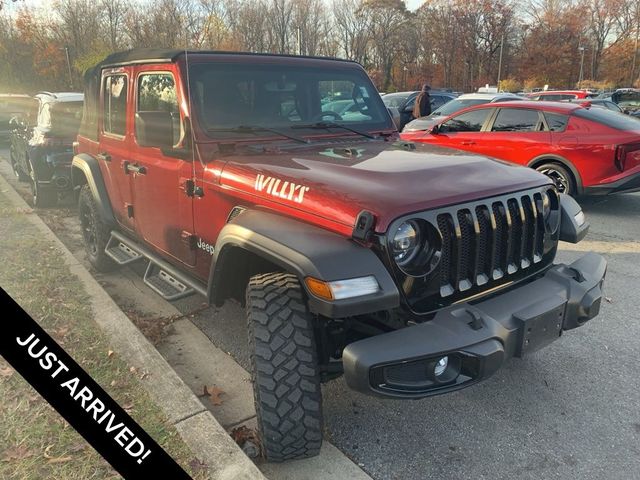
<box><xmin>412</xmin><ymin>84</ymin><xmax>432</xmax><ymax>119</ymax></box>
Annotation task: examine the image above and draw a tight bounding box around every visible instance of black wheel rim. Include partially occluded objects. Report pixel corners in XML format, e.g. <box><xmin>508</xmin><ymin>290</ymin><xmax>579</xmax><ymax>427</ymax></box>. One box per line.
<box><xmin>539</xmin><ymin>167</ymin><xmax>569</xmax><ymax>194</ymax></box>
<box><xmin>80</xmin><ymin>203</ymin><xmax>98</xmax><ymax>256</ymax></box>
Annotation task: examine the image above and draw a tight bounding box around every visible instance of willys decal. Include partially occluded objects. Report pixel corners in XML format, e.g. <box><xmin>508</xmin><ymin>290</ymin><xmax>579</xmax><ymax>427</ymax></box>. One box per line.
<box><xmin>254</xmin><ymin>174</ymin><xmax>310</xmax><ymax>204</ymax></box>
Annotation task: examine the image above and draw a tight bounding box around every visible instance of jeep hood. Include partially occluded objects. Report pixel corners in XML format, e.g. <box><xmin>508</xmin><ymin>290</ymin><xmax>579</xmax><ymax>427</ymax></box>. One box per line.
<box><xmin>217</xmin><ymin>141</ymin><xmax>550</xmax><ymax>234</ymax></box>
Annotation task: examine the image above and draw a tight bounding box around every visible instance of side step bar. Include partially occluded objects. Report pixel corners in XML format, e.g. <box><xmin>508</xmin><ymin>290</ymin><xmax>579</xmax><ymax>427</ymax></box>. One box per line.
<box><xmin>107</xmin><ymin>230</ymin><xmax>207</xmax><ymax>301</ymax></box>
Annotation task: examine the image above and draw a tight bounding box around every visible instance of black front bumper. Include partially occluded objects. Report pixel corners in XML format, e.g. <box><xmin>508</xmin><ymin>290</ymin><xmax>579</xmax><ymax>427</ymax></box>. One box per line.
<box><xmin>342</xmin><ymin>253</ymin><xmax>607</xmax><ymax>398</ymax></box>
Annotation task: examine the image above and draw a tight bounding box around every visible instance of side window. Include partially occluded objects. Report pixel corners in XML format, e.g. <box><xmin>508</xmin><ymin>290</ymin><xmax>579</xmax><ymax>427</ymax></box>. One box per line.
<box><xmin>543</xmin><ymin>112</ymin><xmax>569</xmax><ymax>132</ymax></box>
<box><xmin>442</xmin><ymin>109</ymin><xmax>491</xmax><ymax>133</ymax></box>
<box><xmin>103</xmin><ymin>75</ymin><xmax>127</xmax><ymax>136</ymax></box>
<box><xmin>137</xmin><ymin>73</ymin><xmax>179</xmax><ymax>145</ymax></box>
<box><xmin>491</xmin><ymin>108</ymin><xmax>541</xmax><ymax>132</ymax></box>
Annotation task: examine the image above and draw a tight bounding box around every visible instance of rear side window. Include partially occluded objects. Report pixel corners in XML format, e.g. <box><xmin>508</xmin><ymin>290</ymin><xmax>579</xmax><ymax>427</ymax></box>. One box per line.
<box><xmin>491</xmin><ymin>108</ymin><xmax>540</xmax><ymax>132</ymax></box>
<box><xmin>543</xmin><ymin>112</ymin><xmax>569</xmax><ymax>132</ymax></box>
<box><xmin>573</xmin><ymin>107</ymin><xmax>640</xmax><ymax>131</ymax></box>
<box><xmin>103</xmin><ymin>75</ymin><xmax>127</xmax><ymax>136</ymax></box>
<box><xmin>137</xmin><ymin>73</ymin><xmax>180</xmax><ymax>145</ymax></box>
<box><xmin>442</xmin><ymin>109</ymin><xmax>492</xmax><ymax>132</ymax></box>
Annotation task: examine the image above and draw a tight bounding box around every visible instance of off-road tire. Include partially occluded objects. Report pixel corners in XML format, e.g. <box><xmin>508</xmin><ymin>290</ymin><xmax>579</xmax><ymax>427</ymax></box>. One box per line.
<box><xmin>78</xmin><ymin>184</ymin><xmax>115</xmax><ymax>272</ymax></box>
<box><xmin>10</xmin><ymin>149</ymin><xmax>29</xmax><ymax>182</ymax></box>
<box><xmin>535</xmin><ymin>162</ymin><xmax>575</xmax><ymax>196</ymax></box>
<box><xmin>246</xmin><ymin>272</ymin><xmax>323</xmax><ymax>462</ymax></box>
<box><xmin>28</xmin><ymin>160</ymin><xmax>57</xmax><ymax>207</ymax></box>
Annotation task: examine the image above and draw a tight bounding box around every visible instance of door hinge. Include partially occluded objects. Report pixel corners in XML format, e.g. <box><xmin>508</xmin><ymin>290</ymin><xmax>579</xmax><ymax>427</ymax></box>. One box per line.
<box><xmin>183</xmin><ymin>179</ymin><xmax>204</xmax><ymax>198</ymax></box>
<box><xmin>181</xmin><ymin>231</ymin><xmax>197</xmax><ymax>249</ymax></box>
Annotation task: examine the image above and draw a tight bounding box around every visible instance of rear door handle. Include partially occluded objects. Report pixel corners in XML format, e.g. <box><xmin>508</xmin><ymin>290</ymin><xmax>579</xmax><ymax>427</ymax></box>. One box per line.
<box><xmin>96</xmin><ymin>152</ymin><xmax>111</xmax><ymax>162</ymax></box>
<box><xmin>123</xmin><ymin>161</ymin><xmax>147</xmax><ymax>175</ymax></box>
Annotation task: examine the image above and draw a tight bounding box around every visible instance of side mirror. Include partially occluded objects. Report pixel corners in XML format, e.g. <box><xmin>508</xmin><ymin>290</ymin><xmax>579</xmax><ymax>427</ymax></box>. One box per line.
<box><xmin>402</xmin><ymin>104</ymin><xmax>414</xmax><ymax>113</ymax></box>
<box><xmin>430</xmin><ymin>124</ymin><xmax>440</xmax><ymax>134</ymax></box>
<box><xmin>135</xmin><ymin>111</ymin><xmax>173</xmax><ymax>148</ymax></box>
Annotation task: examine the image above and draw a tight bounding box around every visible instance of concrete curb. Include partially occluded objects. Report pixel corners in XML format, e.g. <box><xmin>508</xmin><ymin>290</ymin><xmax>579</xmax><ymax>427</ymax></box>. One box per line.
<box><xmin>0</xmin><ymin>174</ymin><xmax>266</xmax><ymax>479</ymax></box>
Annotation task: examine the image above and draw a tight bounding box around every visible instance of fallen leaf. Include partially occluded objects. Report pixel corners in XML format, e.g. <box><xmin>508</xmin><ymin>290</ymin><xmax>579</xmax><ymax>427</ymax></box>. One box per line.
<box><xmin>69</xmin><ymin>442</ymin><xmax>87</xmax><ymax>453</ymax></box>
<box><xmin>605</xmin><ymin>296</ymin><xmax>613</xmax><ymax>303</ymax></box>
<box><xmin>48</xmin><ymin>456</ymin><xmax>72</xmax><ymax>464</ymax></box>
<box><xmin>110</xmin><ymin>380</ymin><xmax>118</xmax><ymax>387</ymax></box>
<box><xmin>0</xmin><ymin>366</ymin><xmax>14</xmax><ymax>378</ymax></box>
<box><xmin>43</xmin><ymin>444</ymin><xmax>55</xmax><ymax>459</ymax></box>
<box><xmin>122</xmin><ymin>402</ymin><xmax>134</xmax><ymax>412</ymax></box>
<box><xmin>107</xmin><ymin>350</ymin><xmax>114</xmax><ymax>358</ymax></box>
<box><xmin>204</xmin><ymin>385</ymin><xmax>225</xmax><ymax>406</ymax></box>
<box><xmin>129</xmin><ymin>366</ymin><xmax>137</xmax><ymax>374</ymax></box>
<box><xmin>229</xmin><ymin>425</ymin><xmax>262</xmax><ymax>457</ymax></box>
<box><xmin>139</xmin><ymin>370</ymin><xmax>150</xmax><ymax>380</ymax></box>
<box><xmin>188</xmin><ymin>457</ymin><xmax>208</xmax><ymax>475</ymax></box>
<box><xmin>2</xmin><ymin>445</ymin><xmax>35</xmax><ymax>462</ymax></box>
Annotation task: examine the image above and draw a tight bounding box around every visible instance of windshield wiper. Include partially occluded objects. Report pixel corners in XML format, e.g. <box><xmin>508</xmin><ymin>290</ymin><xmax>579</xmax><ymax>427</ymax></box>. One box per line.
<box><xmin>292</xmin><ymin>121</ymin><xmax>377</xmax><ymax>139</ymax></box>
<box><xmin>208</xmin><ymin>125</ymin><xmax>309</xmax><ymax>144</ymax></box>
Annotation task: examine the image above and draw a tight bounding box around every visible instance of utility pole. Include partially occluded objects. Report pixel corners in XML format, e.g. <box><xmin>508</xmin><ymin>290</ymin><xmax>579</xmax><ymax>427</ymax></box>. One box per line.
<box><xmin>578</xmin><ymin>46</ymin><xmax>585</xmax><ymax>88</ymax></box>
<box><xmin>297</xmin><ymin>27</ymin><xmax>302</xmax><ymax>56</ymax></box>
<box><xmin>497</xmin><ymin>33</ymin><xmax>504</xmax><ymax>91</ymax></box>
<box><xmin>631</xmin><ymin>28</ymin><xmax>639</xmax><ymax>86</ymax></box>
<box><xmin>63</xmin><ymin>46</ymin><xmax>73</xmax><ymax>89</ymax></box>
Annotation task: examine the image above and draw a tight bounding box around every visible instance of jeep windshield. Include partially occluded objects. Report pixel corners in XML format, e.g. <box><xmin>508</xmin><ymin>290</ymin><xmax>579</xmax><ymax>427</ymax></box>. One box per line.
<box><xmin>188</xmin><ymin>62</ymin><xmax>393</xmax><ymax>140</ymax></box>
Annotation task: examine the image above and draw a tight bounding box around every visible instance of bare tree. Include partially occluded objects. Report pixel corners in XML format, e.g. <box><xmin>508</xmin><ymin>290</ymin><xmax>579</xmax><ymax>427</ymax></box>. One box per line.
<box><xmin>333</xmin><ymin>0</ymin><xmax>370</xmax><ymax>63</ymax></box>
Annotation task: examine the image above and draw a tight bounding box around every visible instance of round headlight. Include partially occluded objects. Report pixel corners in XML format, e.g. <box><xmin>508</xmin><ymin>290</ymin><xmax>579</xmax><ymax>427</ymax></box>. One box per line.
<box><xmin>391</xmin><ymin>221</ymin><xmax>420</xmax><ymax>266</ymax></box>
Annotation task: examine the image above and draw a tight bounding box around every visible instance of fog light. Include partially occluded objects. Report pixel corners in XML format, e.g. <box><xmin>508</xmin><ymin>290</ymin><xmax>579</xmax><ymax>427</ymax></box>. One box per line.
<box><xmin>427</xmin><ymin>354</ymin><xmax>461</xmax><ymax>383</ymax></box>
<box><xmin>434</xmin><ymin>356</ymin><xmax>448</xmax><ymax>377</ymax></box>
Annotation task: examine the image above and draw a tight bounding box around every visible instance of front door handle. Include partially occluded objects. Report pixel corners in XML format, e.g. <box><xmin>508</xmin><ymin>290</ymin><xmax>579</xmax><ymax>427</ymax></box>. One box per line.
<box><xmin>123</xmin><ymin>161</ymin><xmax>147</xmax><ymax>175</ymax></box>
<box><xmin>460</xmin><ymin>141</ymin><xmax>476</xmax><ymax>146</ymax></box>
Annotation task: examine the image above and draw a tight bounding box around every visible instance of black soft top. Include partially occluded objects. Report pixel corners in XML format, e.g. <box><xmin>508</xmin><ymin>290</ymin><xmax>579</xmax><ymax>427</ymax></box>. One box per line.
<box><xmin>79</xmin><ymin>48</ymin><xmax>357</xmax><ymax>140</ymax></box>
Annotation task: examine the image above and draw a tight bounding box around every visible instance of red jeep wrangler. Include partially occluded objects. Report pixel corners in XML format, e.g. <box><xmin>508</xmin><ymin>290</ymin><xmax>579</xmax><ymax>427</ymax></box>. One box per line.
<box><xmin>73</xmin><ymin>49</ymin><xmax>606</xmax><ymax>462</ymax></box>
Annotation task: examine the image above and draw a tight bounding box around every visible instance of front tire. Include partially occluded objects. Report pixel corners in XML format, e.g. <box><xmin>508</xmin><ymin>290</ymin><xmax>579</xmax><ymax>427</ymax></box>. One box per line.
<box><xmin>78</xmin><ymin>184</ymin><xmax>115</xmax><ymax>272</ymax></box>
<box><xmin>246</xmin><ymin>272</ymin><xmax>323</xmax><ymax>462</ymax></box>
<box><xmin>535</xmin><ymin>162</ymin><xmax>575</xmax><ymax>196</ymax></box>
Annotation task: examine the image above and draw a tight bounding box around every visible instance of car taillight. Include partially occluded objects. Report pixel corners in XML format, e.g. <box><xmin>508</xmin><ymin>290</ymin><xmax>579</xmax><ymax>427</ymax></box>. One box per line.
<box><xmin>615</xmin><ymin>142</ymin><xmax>640</xmax><ymax>172</ymax></box>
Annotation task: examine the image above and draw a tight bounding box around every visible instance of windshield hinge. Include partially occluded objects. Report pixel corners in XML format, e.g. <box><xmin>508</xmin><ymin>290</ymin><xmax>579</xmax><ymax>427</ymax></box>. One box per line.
<box><xmin>352</xmin><ymin>210</ymin><xmax>375</xmax><ymax>242</ymax></box>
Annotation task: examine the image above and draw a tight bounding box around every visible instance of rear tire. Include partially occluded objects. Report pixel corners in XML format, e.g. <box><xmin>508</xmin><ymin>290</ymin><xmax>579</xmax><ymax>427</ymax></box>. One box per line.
<box><xmin>28</xmin><ymin>160</ymin><xmax>57</xmax><ymax>207</ymax></box>
<box><xmin>246</xmin><ymin>272</ymin><xmax>323</xmax><ymax>462</ymax></box>
<box><xmin>534</xmin><ymin>162</ymin><xmax>575</xmax><ymax>196</ymax></box>
<box><xmin>10</xmin><ymin>149</ymin><xmax>29</xmax><ymax>182</ymax></box>
<box><xmin>78</xmin><ymin>184</ymin><xmax>115</xmax><ymax>272</ymax></box>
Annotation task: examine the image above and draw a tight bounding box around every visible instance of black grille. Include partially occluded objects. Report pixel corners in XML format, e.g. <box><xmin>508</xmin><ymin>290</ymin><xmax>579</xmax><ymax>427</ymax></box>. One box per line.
<box><xmin>436</xmin><ymin>193</ymin><xmax>546</xmax><ymax>297</ymax></box>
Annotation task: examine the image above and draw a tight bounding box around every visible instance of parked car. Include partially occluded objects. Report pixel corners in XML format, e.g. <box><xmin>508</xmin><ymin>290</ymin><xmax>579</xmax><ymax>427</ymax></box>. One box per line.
<box><xmin>74</xmin><ymin>49</ymin><xmax>604</xmax><ymax>462</ymax></box>
<box><xmin>567</xmin><ymin>98</ymin><xmax>626</xmax><ymax>113</ymax></box>
<box><xmin>0</xmin><ymin>94</ymin><xmax>35</xmax><ymax>144</ymax></box>
<box><xmin>402</xmin><ymin>92</ymin><xmax>522</xmax><ymax>132</ymax></box>
<box><xmin>526</xmin><ymin>90</ymin><xmax>598</xmax><ymax>101</ymax></box>
<box><xmin>382</xmin><ymin>90</ymin><xmax>457</xmax><ymax>130</ymax></box>
<box><xmin>9</xmin><ymin>91</ymin><xmax>83</xmax><ymax>206</ymax></box>
<box><xmin>601</xmin><ymin>88</ymin><xmax>640</xmax><ymax>117</ymax></box>
<box><xmin>401</xmin><ymin>100</ymin><xmax>640</xmax><ymax>196</ymax></box>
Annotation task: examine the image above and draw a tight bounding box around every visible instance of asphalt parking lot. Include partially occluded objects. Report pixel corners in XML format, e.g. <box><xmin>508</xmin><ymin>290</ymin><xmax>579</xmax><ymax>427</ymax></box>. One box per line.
<box><xmin>1</xmin><ymin>148</ymin><xmax>639</xmax><ymax>479</ymax></box>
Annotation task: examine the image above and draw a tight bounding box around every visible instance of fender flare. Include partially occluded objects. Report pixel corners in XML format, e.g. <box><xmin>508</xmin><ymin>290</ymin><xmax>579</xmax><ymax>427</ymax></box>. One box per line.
<box><xmin>71</xmin><ymin>154</ymin><xmax>115</xmax><ymax>225</ymax></box>
<box><xmin>527</xmin><ymin>154</ymin><xmax>584</xmax><ymax>195</ymax></box>
<box><xmin>208</xmin><ymin>209</ymin><xmax>400</xmax><ymax>318</ymax></box>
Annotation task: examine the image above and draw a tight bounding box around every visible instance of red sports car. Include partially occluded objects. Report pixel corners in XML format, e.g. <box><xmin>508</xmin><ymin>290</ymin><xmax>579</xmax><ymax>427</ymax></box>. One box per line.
<box><xmin>400</xmin><ymin>101</ymin><xmax>640</xmax><ymax>196</ymax></box>
<box><xmin>527</xmin><ymin>90</ymin><xmax>598</xmax><ymax>101</ymax></box>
